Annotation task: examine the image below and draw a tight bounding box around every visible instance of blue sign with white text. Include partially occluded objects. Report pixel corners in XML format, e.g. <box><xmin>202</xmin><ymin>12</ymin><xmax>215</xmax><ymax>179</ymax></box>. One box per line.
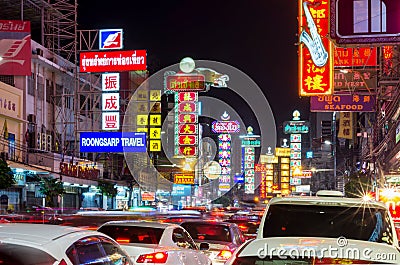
<box><xmin>171</xmin><ymin>184</ymin><xmax>191</xmax><ymax>196</ymax></box>
<box><xmin>80</xmin><ymin>132</ymin><xmax>146</xmax><ymax>153</ymax></box>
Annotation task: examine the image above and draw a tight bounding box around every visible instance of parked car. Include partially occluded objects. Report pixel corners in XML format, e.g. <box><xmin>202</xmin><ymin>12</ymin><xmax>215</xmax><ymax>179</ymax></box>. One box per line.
<box><xmin>224</xmin><ymin>219</ymin><xmax>259</xmax><ymax>240</ymax></box>
<box><xmin>180</xmin><ymin>220</ymin><xmax>246</xmax><ymax>265</ymax></box>
<box><xmin>259</xmin><ymin>190</ymin><xmax>399</xmax><ymax>245</ymax></box>
<box><xmin>98</xmin><ymin>220</ymin><xmax>212</xmax><ymax>265</ymax></box>
<box><xmin>0</xmin><ymin>223</ymin><xmax>132</xmax><ymax>265</ymax></box>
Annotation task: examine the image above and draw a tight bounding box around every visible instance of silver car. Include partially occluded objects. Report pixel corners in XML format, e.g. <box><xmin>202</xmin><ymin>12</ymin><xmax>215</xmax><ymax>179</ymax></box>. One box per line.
<box><xmin>180</xmin><ymin>220</ymin><xmax>246</xmax><ymax>265</ymax></box>
<box><xmin>98</xmin><ymin>220</ymin><xmax>212</xmax><ymax>265</ymax></box>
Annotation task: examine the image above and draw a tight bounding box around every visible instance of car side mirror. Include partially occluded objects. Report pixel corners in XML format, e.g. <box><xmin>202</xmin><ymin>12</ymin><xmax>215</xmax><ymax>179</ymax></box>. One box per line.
<box><xmin>199</xmin><ymin>242</ymin><xmax>209</xmax><ymax>251</ymax></box>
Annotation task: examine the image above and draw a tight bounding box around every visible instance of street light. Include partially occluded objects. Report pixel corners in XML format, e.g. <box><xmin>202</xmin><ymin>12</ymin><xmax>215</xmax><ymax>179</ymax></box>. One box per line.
<box><xmin>322</xmin><ymin>138</ymin><xmax>337</xmax><ymax>193</ymax></box>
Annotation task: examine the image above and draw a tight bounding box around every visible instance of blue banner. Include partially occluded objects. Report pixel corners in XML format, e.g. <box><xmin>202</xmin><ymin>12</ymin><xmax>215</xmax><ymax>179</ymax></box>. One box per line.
<box><xmin>171</xmin><ymin>184</ymin><xmax>192</xmax><ymax>196</ymax></box>
<box><xmin>80</xmin><ymin>132</ymin><xmax>146</xmax><ymax>152</ymax></box>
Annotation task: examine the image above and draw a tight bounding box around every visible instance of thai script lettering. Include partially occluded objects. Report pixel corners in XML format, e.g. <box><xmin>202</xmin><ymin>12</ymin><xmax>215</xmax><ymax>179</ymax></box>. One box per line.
<box><xmin>81</xmin><ymin>52</ymin><xmax>145</xmax><ymax>72</ymax></box>
<box><xmin>0</xmin><ymin>20</ymin><xmax>29</xmax><ymax>31</ymax></box>
<box><xmin>0</xmin><ymin>98</ymin><xmax>16</xmax><ymax>112</ymax></box>
<box><xmin>60</xmin><ymin>162</ymin><xmax>100</xmax><ymax>180</ymax></box>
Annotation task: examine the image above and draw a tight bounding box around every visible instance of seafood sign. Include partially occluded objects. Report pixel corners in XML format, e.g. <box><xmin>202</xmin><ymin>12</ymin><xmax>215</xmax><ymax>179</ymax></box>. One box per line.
<box><xmin>310</xmin><ymin>94</ymin><xmax>376</xmax><ymax>112</ymax></box>
<box><xmin>79</xmin><ymin>50</ymin><xmax>146</xmax><ymax>72</ymax></box>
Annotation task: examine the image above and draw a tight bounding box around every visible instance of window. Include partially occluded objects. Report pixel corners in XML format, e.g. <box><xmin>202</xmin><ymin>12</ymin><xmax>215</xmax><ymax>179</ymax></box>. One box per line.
<box><xmin>98</xmin><ymin>225</ymin><xmax>163</xmax><ymax>244</ymax></box>
<box><xmin>172</xmin><ymin>228</ymin><xmax>195</xmax><ymax>249</ymax></box>
<box><xmin>0</xmin><ymin>75</ymin><xmax>14</xmax><ymax>87</ymax></box>
<box><xmin>263</xmin><ymin>204</ymin><xmax>394</xmax><ymax>245</ymax></box>
<box><xmin>181</xmin><ymin>223</ymin><xmax>232</xmax><ymax>243</ymax></box>
<box><xmin>353</xmin><ymin>0</ymin><xmax>386</xmax><ymax>33</ymax></box>
<box><xmin>67</xmin><ymin>236</ymin><xmax>131</xmax><ymax>265</ymax></box>
<box><xmin>0</xmin><ymin>243</ymin><xmax>56</xmax><ymax>265</ymax></box>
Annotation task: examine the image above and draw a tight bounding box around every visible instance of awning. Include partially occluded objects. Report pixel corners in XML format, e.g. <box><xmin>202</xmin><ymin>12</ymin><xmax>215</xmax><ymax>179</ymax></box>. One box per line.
<box><xmin>7</xmin><ymin>161</ymin><xmax>51</xmax><ymax>174</ymax></box>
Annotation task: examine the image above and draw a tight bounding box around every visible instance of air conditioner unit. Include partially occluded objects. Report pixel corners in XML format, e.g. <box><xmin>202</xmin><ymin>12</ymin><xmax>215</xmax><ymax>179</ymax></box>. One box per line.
<box><xmin>0</xmin><ymin>152</ymin><xmax>8</xmax><ymax>161</ymax></box>
<box><xmin>37</xmin><ymin>133</ymin><xmax>41</xmax><ymax>150</ymax></box>
<box><xmin>46</xmin><ymin>135</ymin><xmax>52</xmax><ymax>152</ymax></box>
<box><xmin>27</xmin><ymin>114</ymin><xmax>36</xmax><ymax>123</ymax></box>
<box><xmin>41</xmin><ymin>133</ymin><xmax>46</xmax><ymax>151</ymax></box>
<box><xmin>36</xmin><ymin>48</ymin><xmax>43</xmax><ymax>56</ymax></box>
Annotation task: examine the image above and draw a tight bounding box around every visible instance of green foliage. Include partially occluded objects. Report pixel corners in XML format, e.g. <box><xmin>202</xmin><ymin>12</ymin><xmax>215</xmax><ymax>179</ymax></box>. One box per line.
<box><xmin>97</xmin><ymin>179</ymin><xmax>117</xmax><ymax>197</ymax></box>
<box><xmin>345</xmin><ymin>170</ymin><xmax>372</xmax><ymax>198</ymax></box>
<box><xmin>0</xmin><ymin>159</ymin><xmax>15</xmax><ymax>189</ymax></box>
<box><xmin>212</xmin><ymin>195</ymin><xmax>232</xmax><ymax>207</ymax></box>
<box><xmin>39</xmin><ymin>177</ymin><xmax>65</xmax><ymax>207</ymax></box>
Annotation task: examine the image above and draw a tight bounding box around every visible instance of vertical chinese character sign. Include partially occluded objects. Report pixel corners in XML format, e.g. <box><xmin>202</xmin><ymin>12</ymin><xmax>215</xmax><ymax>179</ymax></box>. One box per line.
<box><xmin>298</xmin><ymin>0</ymin><xmax>333</xmax><ymax>96</ymax></box>
<box><xmin>102</xmin><ymin>73</ymin><xmax>120</xmax><ymax>130</ymax></box>
<box><xmin>240</xmin><ymin>127</ymin><xmax>260</xmax><ymax>194</ymax></box>
<box><xmin>149</xmin><ymin>90</ymin><xmax>162</xmax><ymax>152</ymax></box>
<box><xmin>211</xmin><ymin>112</ymin><xmax>240</xmax><ymax>192</ymax></box>
<box><xmin>337</xmin><ymin>112</ymin><xmax>353</xmax><ymax>140</ymax></box>
<box><xmin>176</xmin><ymin>92</ymin><xmax>198</xmax><ymax>156</ymax></box>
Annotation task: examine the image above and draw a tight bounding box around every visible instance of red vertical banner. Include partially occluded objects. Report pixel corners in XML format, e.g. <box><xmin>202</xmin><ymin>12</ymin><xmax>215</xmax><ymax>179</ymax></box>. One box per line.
<box><xmin>298</xmin><ymin>0</ymin><xmax>333</xmax><ymax>96</ymax></box>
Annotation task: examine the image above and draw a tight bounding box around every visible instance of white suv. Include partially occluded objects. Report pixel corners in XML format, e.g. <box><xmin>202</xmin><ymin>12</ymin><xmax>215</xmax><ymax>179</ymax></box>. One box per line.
<box><xmin>226</xmin><ymin>192</ymin><xmax>400</xmax><ymax>264</ymax></box>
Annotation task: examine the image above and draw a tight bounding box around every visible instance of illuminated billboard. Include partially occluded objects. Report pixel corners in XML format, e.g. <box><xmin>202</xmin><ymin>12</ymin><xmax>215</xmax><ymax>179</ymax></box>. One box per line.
<box><xmin>330</xmin><ymin>0</ymin><xmax>400</xmax><ymax>45</ymax></box>
<box><xmin>80</xmin><ymin>132</ymin><xmax>146</xmax><ymax>152</ymax></box>
<box><xmin>99</xmin><ymin>29</ymin><xmax>123</xmax><ymax>50</ymax></box>
<box><xmin>80</xmin><ymin>50</ymin><xmax>146</xmax><ymax>72</ymax></box>
<box><xmin>0</xmin><ymin>20</ymin><xmax>31</xmax><ymax>76</ymax></box>
<box><xmin>298</xmin><ymin>0</ymin><xmax>333</xmax><ymax>96</ymax></box>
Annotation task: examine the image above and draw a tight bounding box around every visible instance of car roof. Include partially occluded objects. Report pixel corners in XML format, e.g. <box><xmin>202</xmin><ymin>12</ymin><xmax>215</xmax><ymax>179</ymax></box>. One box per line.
<box><xmin>0</xmin><ymin>223</ymin><xmax>108</xmax><ymax>246</ymax></box>
<box><xmin>100</xmin><ymin>220</ymin><xmax>180</xmax><ymax>229</ymax></box>
<box><xmin>180</xmin><ymin>220</ymin><xmax>235</xmax><ymax>226</ymax></box>
<box><xmin>267</xmin><ymin>196</ymin><xmax>388</xmax><ymax>210</ymax></box>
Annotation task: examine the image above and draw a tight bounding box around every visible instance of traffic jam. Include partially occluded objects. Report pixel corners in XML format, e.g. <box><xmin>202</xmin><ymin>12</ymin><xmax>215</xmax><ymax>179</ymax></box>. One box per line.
<box><xmin>2</xmin><ymin>190</ymin><xmax>400</xmax><ymax>264</ymax></box>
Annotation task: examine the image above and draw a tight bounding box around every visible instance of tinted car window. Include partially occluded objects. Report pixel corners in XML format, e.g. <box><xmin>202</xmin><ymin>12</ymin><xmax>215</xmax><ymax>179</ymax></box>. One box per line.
<box><xmin>263</xmin><ymin>204</ymin><xmax>394</xmax><ymax>245</ymax></box>
<box><xmin>101</xmin><ymin>240</ymin><xmax>131</xmax><ymax>265</ymax></box>
<box><xmin>181</xmin><ymin>223</ymin><xmax>231</xmax><ymax>242</ymax></box>
<box><xmin>67</xmin><ymin>236</ymin><xmax>132</xmax><ymax>265</ymax></box>
<box><xmin>0</xmin><ymin>243</ymin><xmax>56</xmax><ymax>265</ymax></box>
<box><xmin>172</xmin><ymin>228</ymin><xmax>197</xmax><ymax>249</ymax></box>
<box><xmin>99</xmin><ymin>225</ymin><xmax>163</xmax><ymax>244</ymax></box>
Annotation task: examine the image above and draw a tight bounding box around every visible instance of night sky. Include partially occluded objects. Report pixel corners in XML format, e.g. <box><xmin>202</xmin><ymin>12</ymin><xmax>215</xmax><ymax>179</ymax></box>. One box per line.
<box><xmin>77</xmin><ymin>0</ymin><xmax>310</xmax><ymax>140</ymax></box>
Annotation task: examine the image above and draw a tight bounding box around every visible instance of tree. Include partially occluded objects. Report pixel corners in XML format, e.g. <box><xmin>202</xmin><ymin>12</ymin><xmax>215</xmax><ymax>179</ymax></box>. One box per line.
<box><xmin>0</xmin><ymin>159</ymin><xmax>15</xmax><ymax>189</ymax></box>
<box><xmin>345</xmin><ymin>170</ymin><xmax>373</xmax><ymax>198</ymax></box>
<box><xmin>97</xmin><ymin>179</ymin><xmax>118</xmax><ymax>197</ymax></box>
<box><xmin>39</xmin><ymin>177</ymin><xmax>65</xmax><ymax>207</ymax></box>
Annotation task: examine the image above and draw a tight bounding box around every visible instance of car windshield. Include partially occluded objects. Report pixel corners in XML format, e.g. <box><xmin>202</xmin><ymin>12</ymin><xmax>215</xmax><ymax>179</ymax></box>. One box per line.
<box><xmin>181</xmin><ymin>223</ymin><xmax>231</xmax><ymax>242</ymax></box>
<box><xmin>0</xmin><ymin>243</ymin><xmax>56</xmax><ymax>265</ymax></box>
<box><xmin>263</xmin><ymin>204</ymin><xmax>394</xmax><ymax>245</ymax></box>
<box><xmin>98</xmin><ymin>225</ymin><xmax>164</xmax><ymax>244</ymax></box>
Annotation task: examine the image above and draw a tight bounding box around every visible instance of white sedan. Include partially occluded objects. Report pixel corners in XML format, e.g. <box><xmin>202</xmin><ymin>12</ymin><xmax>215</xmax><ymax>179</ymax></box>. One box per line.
<box><xmin>0</xmin><ymin>223</ymin><xmax>132</xmax><ymax>265</ymax></box>
<box><xmin>98</xmin><ymin>220</ymin><xmax>212</xmax><ymax>265</ymax></box>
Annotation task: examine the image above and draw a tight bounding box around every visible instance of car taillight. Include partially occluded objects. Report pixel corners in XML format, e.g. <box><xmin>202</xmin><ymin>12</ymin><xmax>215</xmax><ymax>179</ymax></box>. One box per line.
<box><xmin>217</xmin><ymin>249</ymin><xmax>233</xmax><ymax>260</ymax></box>
<box><xmin>116</xmin><ymin>237</ymin><xmax>130</xmax><ymax>244</ymax></box>
<box><xmin>57</xmin><ymin>259</ymin><xmax>68</xmax><ymax>265</ymax></box>
<box><xmin>136</xmin><ymin>252</ymin><xmax>168</xmax><ymax>263</ymax></box>
<box><xmin>238</xmin><ymin>224</ymin><xmax>248</xmax><ymax>231</ymax></box>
